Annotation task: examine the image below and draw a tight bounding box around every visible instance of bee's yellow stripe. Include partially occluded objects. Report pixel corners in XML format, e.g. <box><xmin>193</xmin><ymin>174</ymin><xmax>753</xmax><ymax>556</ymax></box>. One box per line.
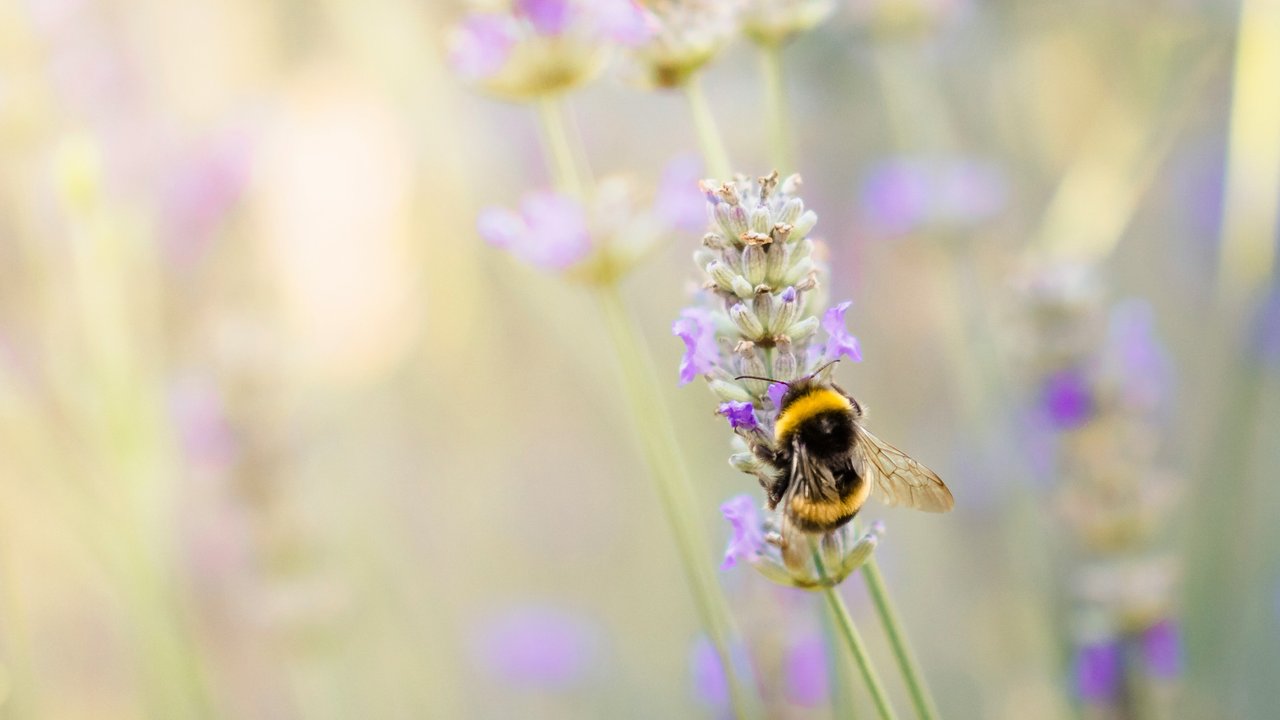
<box><xmin>774</xmin><ymin>388</ymin><xmax>852</xmax><ymax>443</ymax></box>
<box><xmin>789</xmin><ymin>480</ymin><xmax>871</xmax><ymax>526</ymax></box>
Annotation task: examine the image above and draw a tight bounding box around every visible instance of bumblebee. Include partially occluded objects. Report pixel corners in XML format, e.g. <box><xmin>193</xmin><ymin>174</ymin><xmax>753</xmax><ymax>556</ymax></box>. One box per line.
<box><xmin>746</xmin><ymin>366</ymin><xmax>954</xmax><ymax>545</ymax></box>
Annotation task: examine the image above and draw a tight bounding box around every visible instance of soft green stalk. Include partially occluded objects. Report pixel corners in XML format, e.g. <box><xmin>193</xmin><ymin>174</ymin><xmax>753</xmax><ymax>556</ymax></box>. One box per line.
<box><xmin>759</xmin><ymin>45</ymin><xmax>793</xmax><ymax>174</ymax></box>
<box><xmin>684</xmin><ymin>77</ymin><xmax>732</xmax><ymax>179</ymax></box>
<box><xmin>597</xmin><ymin>287</ymin><xmax>762</xmax><ymax>720</ymax></box>
<box><xmin>812</xmin><ymin>544</ymin><xmax>898</xmax><ymax>720</ymax></box>
<box><xmin>533</xmin><ymin>100</ymin><xmax>760</xmax><ymax>718</ymax></box>
<box><xmin>822</xmin><ymin>601</ymin><xmax>861</xmax><ymax>719</ymax></box>
<box><xmin>861</xmin><ymin>558</ymin><xmax>940</xmax><ymax>720</ymax></box>
<box><xmin>535</xmin><ymin>97</ymin><xmax>585</xmax><ymax>198</ymax></box>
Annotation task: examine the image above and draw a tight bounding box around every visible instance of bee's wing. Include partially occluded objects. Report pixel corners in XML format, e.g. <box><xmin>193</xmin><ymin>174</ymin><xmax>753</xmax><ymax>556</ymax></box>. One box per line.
<box><xmin>853</xmin><ymin>428</ymin><xmax>954</xmax><ymax>512</ymax></box>
<box><xmin>791</xmin><ymin>440</ymin><xmax>844</xmax><ymax>502</ymax></box>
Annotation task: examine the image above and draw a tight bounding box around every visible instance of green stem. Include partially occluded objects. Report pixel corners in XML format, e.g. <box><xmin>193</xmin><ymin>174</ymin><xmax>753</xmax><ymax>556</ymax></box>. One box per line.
<box><xmin>861</xmin><ymin>558</ymin><xmax>940</xmax><ymax>720</ymax></box>
<box><xmin>596</xmin><ymin>286</ymin><xmax>762</xmax><ymax>720</ymax></box>
<box><xmin>812</xmin><ymin>545</ymin><xmax>898</xmax><ymax>720</ymax></box>
<box><xmin>759</xmin><ymin>45</ymin><xmax>792</xmax><ymax>174</ymax></box>
<box><xmin>683</xmin><ymin>77</ymin><xmax>733</xmax><ymax>178</ymax></box>
<box><xmin>535</xmin><ymin>97</ymin><xmax>585</xmax><ymax>198</ymax></box>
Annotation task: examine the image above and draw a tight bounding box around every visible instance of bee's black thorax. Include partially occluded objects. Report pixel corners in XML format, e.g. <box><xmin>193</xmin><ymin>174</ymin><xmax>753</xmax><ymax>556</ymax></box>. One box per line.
<box><xmin>796</xmin><ymin>410</ymin><xmax>856</xmax><ymax>458</ymax></box>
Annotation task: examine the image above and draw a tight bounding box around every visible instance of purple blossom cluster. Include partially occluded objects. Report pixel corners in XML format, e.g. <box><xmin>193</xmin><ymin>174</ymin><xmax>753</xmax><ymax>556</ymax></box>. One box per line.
<box><xmin>858</xmin><ymin>155</ymin><xmax>1007</xmax><ymax>238</ymax></box>
<box><xmin>477</xmin><ymin>158</ymin><xmax>706</xmax><ymax>276</ymax></box>
<box><xmin>446</xmin><ymin>0</ymin><xmax>654</xmax><ymax>98</ymax></box>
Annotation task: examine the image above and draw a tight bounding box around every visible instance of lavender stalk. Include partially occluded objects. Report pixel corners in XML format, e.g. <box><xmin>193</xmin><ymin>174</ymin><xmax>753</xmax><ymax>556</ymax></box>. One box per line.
<box><xmin>814</xmin><ymin>543</ymin><xmax>899</xmax><ymax>720</ymax></box>
<box><xmin>460</xmin><ymin>14</ymin><xmax>764</xmax><ymax>704</ymax></box>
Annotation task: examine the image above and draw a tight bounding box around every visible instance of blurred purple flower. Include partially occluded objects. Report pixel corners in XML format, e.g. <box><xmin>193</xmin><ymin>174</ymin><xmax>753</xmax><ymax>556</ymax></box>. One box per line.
<box><xmin>861</xmin><ymin>160</ymin><xmax>930</xmax><ymax>236</ymax></box>
<box><xmin>860</xmin><ymin>156</ymin><xmax>1007</xmax><ymax>236</ymax></box>
<box><xmin>469</xmin><ymin>605</ymin><xmax>600</xmax><ymax>689</ymax></box>
<box><xmin>720</xmin><ymin>494</ymin><xmax>764</xmax><ymax>569</ymax></box>
<box><xmin>672</xmin><ymin>308</ymin><xmax>719</xmax><ymax>385</ymax></box>
<box><xmin>161</xmin><ymin>131</ymin><xmax>252</xmax><ymax>269</ymax></box>
<box><xmin>1074</xmin><ymin>639</ymin><xmax>1122</xmax><ymax>703</ymax></box>
<box><xmin>446</xmin><ymin>14</ymin><xmax>519</xmax><ymax>80</ymax></box>
<box><xmin>517</xmin><ymin>0</ymin><xmax>571</xmax><ymax>34</ymax></box>
<box><xmin>935</xmin><ymin>159</ymin><xmax>1007</xmax><ymax>224</ymax></box>
<box><xmin>1039</xmin><ymin>368</ymin><xmax>1094</xmax><ymax>430</ymax></box>
<box><xmin>717</xmin><ymin>401</ymin><xmax>759</xmax><ymax>432</ymax></box>
<box><xmin>586</xmin><ymin>0</ymin><xmax>657</xmax><ymax>44</ymax></box>
<box><xmin>478</xmin><ymin>191</ymin><xmax>591</xmax><ymax>270</ymax></box>
<box><xmin>821</xmin><ymin>301</ymin><xmax>863</xmax><ymax>363</ymax></box>
<box><xmin>784</xmin><ymin>633</ymin><xmax>829</xmax><ymax>706</ymax></box>
<box><xmin>689</xmin><ymin>635</ymin><xmax>729</xmax><ymax>710</ymax></box>
<box><xmin>1104</xmin><ymin>299</ymin><xmax>1173</xmax><ymax>414</ymax></box>
<box><xmin>655</xmin><ymin>154</ymin><xmax>706</xmax><ymax>233</ymax></box>
<box><xmin>169</xmin><ymin>374</ymin><xmax>237</xmax><ymax>470</ymax></box>
<box><xmin>1141</xmin><ymin>619</ymin><xmax>1182</xmax><ymax>680</ymax></box>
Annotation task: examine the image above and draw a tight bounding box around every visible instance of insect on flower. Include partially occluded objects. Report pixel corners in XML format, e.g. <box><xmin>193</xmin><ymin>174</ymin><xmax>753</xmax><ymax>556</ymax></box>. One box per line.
<box><xmin>679</xmin><ymin>171</ymin><xmax>953</xmax><ymax>579</ymax></box>
<box><xmin>740</xmin><ymin>361</ymin><xmax>954</xmax><ymax>569</ymax></box>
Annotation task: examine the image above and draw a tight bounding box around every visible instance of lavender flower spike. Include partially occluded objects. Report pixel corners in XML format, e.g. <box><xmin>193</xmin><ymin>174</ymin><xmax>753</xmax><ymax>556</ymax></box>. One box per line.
<box><xmin>675</xmin><ymin>172</ymin><xmax>882</xmax><ymax>587</ymax></box>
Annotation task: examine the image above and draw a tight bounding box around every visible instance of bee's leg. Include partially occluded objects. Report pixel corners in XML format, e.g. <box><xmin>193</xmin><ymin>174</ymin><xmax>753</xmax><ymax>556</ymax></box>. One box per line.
<box><xmin>831</xmin><ymin>383</ymin><xmax>863</xmax><ymax>417</ymax></box>
<box><xmin>751</xmin><ymin>441</ymin><xmax>780</xmax><ymax>466</ymax></box>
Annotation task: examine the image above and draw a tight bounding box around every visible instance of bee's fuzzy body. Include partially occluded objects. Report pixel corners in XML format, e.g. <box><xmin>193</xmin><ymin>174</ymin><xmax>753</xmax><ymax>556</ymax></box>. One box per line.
<box><xmin>767</xmin><ymin>380</ymin><xmax>868</xmax><ymax>534</ymax></box>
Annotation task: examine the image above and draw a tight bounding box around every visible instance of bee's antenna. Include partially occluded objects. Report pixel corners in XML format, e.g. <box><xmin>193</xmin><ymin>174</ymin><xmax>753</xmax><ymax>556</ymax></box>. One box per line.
<box><xmin>734</xmin><ymin>374</ymin><xmax>790</xmax><ymax>386</ymax></box>
<box><xmin>810</xmin><ymin>359</ymin><xmax>840</xmax><ymax>379</ymax></box>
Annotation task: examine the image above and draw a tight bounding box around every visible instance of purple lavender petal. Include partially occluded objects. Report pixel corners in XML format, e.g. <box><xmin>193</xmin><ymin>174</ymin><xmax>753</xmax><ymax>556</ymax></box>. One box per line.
<box><xmin>655</xmin><ymin>154</ymin><xmax>707</xmax><ymax>233</ymax></box>
<box><xmin>766</xmin><ymin>382</ymin><xmax>788</xmax><ymax>410</ymax></box>
<box><xmin>672</xmin><ymin>308</ymin><xmax>719</xmax><ymax>385</ymax></box>
<box><xmin>935</xmin><ymin>158</ymin><xmax>1007</xmax><ymax>224</ymax></box>
<box><xmin>821</xmin><ymin>301</ymin><xmax>863</xmax><ymax>363</ymax></box>
<box><xmin>519</xmin><ymin>191</ymin><xmax>591</xmax><ymax>268</ymax></box>
<box><xmin>586</xmin><ymin>0</ymin><xmax>657</xmax><ymax>44</ymax></box>
<box><xmin>860</xmin><ymin>159</ymin><xmax>930</xmax><ymax>236</ymax></box>
<box><xmin>517</xmin><ymin>0</ymin><xmax>571</xmax><ymax>35</ymax></box>
<box><xmin>689</xmin><ymin>636</ymin><xmax>729</xmax><ymax>710</ymax></box>
<box><xmin>476</xmin><ymin>206</ymin><xmax>522</xmax><ymax>249</ymax></box>
<box><xmin>469</xmin><ymin>605</ymin><xmax>600</xmax><ymax>689</ymax></box>
<box><xmin>478</xmin><ymin>191</ymin><xmax>591</xmax><ymax>271</ymax></box>
<box><xmin>446</xmin><ymin>14</ymin><xmax>518</xmax><ymax>80</ymax></box>
<box><xmin>1074</xmin><ymin>640</ymin><xmax>1122</xmax><ymax>702</ymax></box>
<box><xmin>160</xmin><ymin>130</ymin><xmax>251</xmax><ymax>269</ymax></box>
<box><xmin>720</xmin><ymin>494</ymin><xmax>764</xmax><ymax>569</ymax></box>
<box><xmin>717</xmin><ymin>401</ymin><xmax>760</xmax><ymax>432</ymax></box>
<box><xmin>784</xmin><ymin>634</ymin><xmax>829</xmax><ymax>706</ymax></box>
<box><xmin>1141</xmin><ymin>619</ymin><xmax>1182</xmax><ymax>680</ymax></box>
<box><xmin>1106</xmin><ymin>299</ymin><xmax>1173</xmax><ymax>413</ymax></box>
<box><xmin>1039</xmin><ymin>368</ymin><xmax>1094</xmax><ymax>430</ymax></box>
<box><xmin>169</xmin><ymin>374</ymin><xmax>237</xmax><ymax>469</ymax></box>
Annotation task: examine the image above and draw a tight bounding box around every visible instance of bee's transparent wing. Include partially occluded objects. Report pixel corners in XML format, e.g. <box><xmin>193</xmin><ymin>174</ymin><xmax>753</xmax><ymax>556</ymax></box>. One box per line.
<box><xmin>791</xmin><ymin>441</ymin><xmax>843</xmax><ymax>502</ymax></box>
<box><xmin>853</xmin><ymin>428</ymin><xmax>954</xmax><ymax>512</ymax></box>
